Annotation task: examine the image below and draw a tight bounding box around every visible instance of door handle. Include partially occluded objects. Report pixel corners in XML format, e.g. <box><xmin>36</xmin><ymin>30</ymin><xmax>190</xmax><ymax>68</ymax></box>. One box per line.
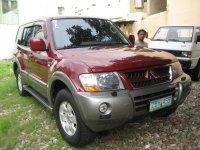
<box><xmin>29</xmin><ymin>53</ymin><xmax>34</xmax><ymax>58</ymax></box>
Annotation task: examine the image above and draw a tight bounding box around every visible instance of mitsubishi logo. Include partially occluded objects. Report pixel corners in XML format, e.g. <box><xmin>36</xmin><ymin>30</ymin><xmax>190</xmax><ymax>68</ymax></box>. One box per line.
<box><xmin>144</xmin><ymin>70</ymin><xmax>160</xmax><ymax>80</ymax></box>
<box><xmin>149</xmin><ymin>70</ymin><xmax>159</xmax><ymax>79</ymax></box>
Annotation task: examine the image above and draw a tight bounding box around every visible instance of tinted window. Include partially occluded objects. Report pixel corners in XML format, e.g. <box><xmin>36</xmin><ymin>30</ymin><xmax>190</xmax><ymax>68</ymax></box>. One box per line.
<box><xmin>19</xmin><ymin>24</ymin><xmax>47</xmax><ymax>48</ymax></box>
<box><xmin>51</xmin><ymin>18</ymin><xmax>129</xmax><ymax>50</ymax></box>
<box><xmin>16</xmin><ymin>26</ymin><xmax>24</xmax><ymax>45</ymax></box>
<box><xmin>21</xmin><ymin>26</ymin><xmax>34</xmax><ymax>47</ymax></box>
<box><xmin>34</xmin><ymin>25</ymin><xmax>42</xmax><ymax>36</ymax></box>
<box><xmin>34</xmin><ymin>24</ymin><xmax>48</xmax><ymax>48</ymax></box>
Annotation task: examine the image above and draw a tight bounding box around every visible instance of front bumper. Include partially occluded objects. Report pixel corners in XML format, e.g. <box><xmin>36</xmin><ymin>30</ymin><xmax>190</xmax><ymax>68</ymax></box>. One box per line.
<box><xmin>73</xmin><ymin>73</ymin><xmax>191</xmax><ymax>132</ymax></box>
<box><xmin>177</xmin><ymin>57</ymin><xmax>199</xmax><ymax>70</ymax></box>
<box><xmin>178</xmin><ymin>59</ymin><xmax>191</xmax><ymax>69</ymax></box>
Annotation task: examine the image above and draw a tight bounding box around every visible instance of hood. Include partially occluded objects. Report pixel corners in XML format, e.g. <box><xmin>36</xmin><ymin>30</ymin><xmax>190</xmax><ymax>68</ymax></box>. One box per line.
<box><xmin>58</xmin><ymin>45</ymin><xmax>177</xmax><ymax>72</ymax></box>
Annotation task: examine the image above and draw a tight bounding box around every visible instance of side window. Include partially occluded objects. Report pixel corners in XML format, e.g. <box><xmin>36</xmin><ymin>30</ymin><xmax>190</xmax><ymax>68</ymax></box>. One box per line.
<box><xmin>16</xmin><ymin>26</ymin><xmax>24</xmax><ymax>45</ymax></box>
<box><xmin>33</xmin><ymin>24</ymin><xmax>48</xmax><ymax>48</ymax></box>
<box><xmin>21</xmin><ymin>26</ymin><xmax>34</xmax><ymax>47</ymax></box>
<box><xmin>196</xmin><ymin>28</ymin><xmax>200</xmax><ymax>43</ymax></box>
<box><xmin>34</xmin><ymin>25</ymin><xmax>43</xmax><ymax>37</ymax></box>
<box><xmin>196</xmin><ymin>27</ymin><xmax>200</xmax><ymax>36</ymax></box>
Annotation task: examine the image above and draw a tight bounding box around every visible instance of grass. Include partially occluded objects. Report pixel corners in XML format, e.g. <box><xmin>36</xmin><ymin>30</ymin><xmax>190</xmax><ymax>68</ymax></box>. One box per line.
<box><xmin>0</xmin><ymin>60</ymin><xmax>199</xmax><ymax>150</ymax></box>
<box><xmin>0</xmin><ymin>60</ymin><xmax>112</xmax><ymax>150</ymax></box>
<box><xmin>0</xmin><ymin>60</ymin><xmax>68</xmax><ymax>150</ymax></box>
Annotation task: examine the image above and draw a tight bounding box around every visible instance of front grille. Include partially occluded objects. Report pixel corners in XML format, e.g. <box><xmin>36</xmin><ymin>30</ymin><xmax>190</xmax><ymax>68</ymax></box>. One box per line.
<box><xmin>132</xmin><ymin>76</ymin><xmax>170</xmax><ymax>88</ymax></box>
<box><xmin>134</xmin><ymin>87</ymin><xmax>176</xmax><ymax>112</ymax></box>
<box><xmin>124</xmin><ymin>70</ymin><xmax>145</xmax><ymax>79</ymax></box>
<box><xmin>124</xmin><ymin>66</ymin><xmax>171</xmax><ymax>88</ymax></box>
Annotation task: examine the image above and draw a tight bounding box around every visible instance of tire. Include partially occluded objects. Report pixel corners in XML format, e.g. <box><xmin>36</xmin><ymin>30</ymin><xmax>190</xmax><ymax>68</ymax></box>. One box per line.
<box><xmin>193</xmin><ymin>63</ymin><xmax>200</xmax><ymax>81</ymax></box>
<box><xmin>16</xmin><ymin>69</ymin><xmax>27</xmax><ymax>96</ymax></box>
<box><xmin>54</xmin><ymin>89</ymin><xmax>96</xmax><ymax>147</ymax></box>
<box><xmin>150</xmin><ymin>107</ymin><xmax>177</xmax><ymax>118</ymax></box>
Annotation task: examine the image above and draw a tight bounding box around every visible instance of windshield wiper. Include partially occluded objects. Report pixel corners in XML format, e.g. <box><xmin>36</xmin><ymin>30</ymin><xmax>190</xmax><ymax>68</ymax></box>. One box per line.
<box><xmin>167</xmin><ymin>39</ymin><xmax>180</xmax><ymax>42</ymax></box>
<box><xmin>102</xmin><ymin>42</ymin><xmax>129</xmax><ymax>45</ymax></box>
<box><xmin>56</xmin><ymin>42</ymin><xmax>129</xmax><ymax>50</ymax></box>
<box><xmin>80</xmin><ymin>42</ymin><xmax>129</xmax><ymax>47</ymax></box>
<box><xmin>56</xmin><ymin>45</ymin><xmax>83</xmax><ymax>50</ymax></box>
<box><xmin>153</xmin><ymin>38</ymin><xmax>165</xmax><ymax>41</ymax></box>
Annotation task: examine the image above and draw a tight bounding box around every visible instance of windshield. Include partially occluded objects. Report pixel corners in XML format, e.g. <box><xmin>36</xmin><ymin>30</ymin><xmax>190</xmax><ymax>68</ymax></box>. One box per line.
<box><xmin>51</xmin><ymin>18</ymin><xmax>129</xmax><ymax>50</ymax></box>
<box><xmin>152</xmin><ymin>26</ymin><xmax>194</xmax><ymax>42</ymax></box>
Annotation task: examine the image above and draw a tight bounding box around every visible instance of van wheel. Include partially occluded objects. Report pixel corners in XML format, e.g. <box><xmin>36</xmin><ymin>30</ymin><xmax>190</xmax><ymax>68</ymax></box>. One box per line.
<box><xmin>193</xmin><ymin>63</ymin><xmax>200</xmax><ymax>81</ymax></box>
<box><xmin>54</xmin><ymin>89</ymin><xmax>96</xmax><ymax>147</ymax></box>
<box><xmin>16</xmin><ymin>69</ymin><xmax>27</xmax><ymax>96</ymax></box>
<box><xmin>150</xmin><ymin>107</ymin><xmax>177</xmax><ymax>118</ymax></box>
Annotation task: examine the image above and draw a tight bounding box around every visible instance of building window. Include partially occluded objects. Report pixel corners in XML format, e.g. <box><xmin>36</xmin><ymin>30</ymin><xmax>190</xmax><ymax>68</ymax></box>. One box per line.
<box><xmin>58</xmin><ymin>6</ymin><xmax>64</xmax><ymax>15</ymax></box>
<box><xmin>135</xmin><ymin>0</ymin><xmax>144</xmax><ymax>9</ymax></box>
<box><xmin>0</xmin><ymin>0</ymin><xmax>18</xmax><ymax>24</ymax></box>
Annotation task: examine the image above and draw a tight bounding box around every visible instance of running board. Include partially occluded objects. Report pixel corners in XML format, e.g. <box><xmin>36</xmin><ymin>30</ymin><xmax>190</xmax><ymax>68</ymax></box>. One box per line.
<box><xmin>24</xmin><ymin>86</ymin><xmax>53</xmax><ymax>112</ymax></box>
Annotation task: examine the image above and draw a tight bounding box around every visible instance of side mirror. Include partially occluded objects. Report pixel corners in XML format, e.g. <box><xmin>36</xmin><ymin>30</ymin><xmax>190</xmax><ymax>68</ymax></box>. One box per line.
<box><xmin>128</xmin><ymin>35</ymin><xmax>135</xmax><ymax>45</ymax></box>
<box><xmin>196</xmin><ymin>35</ymin><xmax>200</xmax><ymax>44</ymax></box>
<box><xmin>30</xmin><ymin>37</ymin><xmax>46</xmax><ymax>51</ymax></box>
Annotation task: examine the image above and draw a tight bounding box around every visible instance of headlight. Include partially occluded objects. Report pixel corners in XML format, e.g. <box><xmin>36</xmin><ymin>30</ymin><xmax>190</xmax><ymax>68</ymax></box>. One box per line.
<box><xmin>181</xmin><ymin>51</ymin><xmax>191</xmax><ymax>58</ymax></box>
<box><xmin>171</xmin><ymin>62</ymin><xmax>183</xmax><ymax>79</ymax></box>
<box><xmin>79</xmin><ymin>72</ymin><xmax>125</xmax><ymax>92</ymax></box>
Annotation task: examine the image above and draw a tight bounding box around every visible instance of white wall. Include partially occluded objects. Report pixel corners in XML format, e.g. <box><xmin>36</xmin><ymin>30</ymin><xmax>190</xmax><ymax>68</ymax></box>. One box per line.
<box><xmin>58</xmin><ymin>0</ymin><xmax>130</xmax><ymax>19</ymax></box>
<box><xmin>0</xmin><ymin>24</ymin><xmax>19</xmax><ymax>59</ymax></box>
<box><xmin>0</xmin><ymin>0</ymin><xmax>58</xmax><ymax>60</ymax></box>
<box><xmin>167</xmin><ymin>0</ymin><xmax>200</xmax><ymax>25</ymax></box>
<box><xmin>18</xmin><ymin>0</ymin><xmax>57</xmax><ymax>24</ymax></box>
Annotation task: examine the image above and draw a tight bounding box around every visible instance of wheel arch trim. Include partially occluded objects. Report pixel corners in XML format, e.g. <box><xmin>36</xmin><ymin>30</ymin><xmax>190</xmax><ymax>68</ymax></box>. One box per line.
<box><xmin>48</xmin><ymin>71</ymin><xmax>78</xmax><ymax>107</ymax></box>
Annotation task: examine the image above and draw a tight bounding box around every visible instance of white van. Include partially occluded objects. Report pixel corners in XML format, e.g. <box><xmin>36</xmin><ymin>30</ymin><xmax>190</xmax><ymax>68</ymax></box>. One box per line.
<box><xmin>148</xmin><ymin>25</ymin><xmax>200</xmax><ymax>81</ymax></box>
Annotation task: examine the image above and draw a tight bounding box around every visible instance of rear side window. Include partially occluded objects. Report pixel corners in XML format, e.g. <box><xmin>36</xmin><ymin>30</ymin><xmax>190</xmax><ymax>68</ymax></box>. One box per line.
<box><xmin>16</xmin><ymin>26</ymin><xmax>24</xmax><ymax>44</ymax></box>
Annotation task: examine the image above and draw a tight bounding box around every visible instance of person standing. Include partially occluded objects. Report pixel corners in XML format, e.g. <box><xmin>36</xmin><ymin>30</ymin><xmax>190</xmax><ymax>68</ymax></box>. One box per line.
<box><xmin>135</xmin><ymin>29</ymin><xmax>148</xmax><ymax>48</ymax></box>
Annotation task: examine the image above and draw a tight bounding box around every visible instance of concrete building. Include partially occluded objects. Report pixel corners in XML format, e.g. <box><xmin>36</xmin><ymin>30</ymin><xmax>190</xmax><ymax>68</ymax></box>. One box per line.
<box><xmin>115</xmin><ymin>0</ymin><xmax>200</xmax><ymax>41</ymax></box>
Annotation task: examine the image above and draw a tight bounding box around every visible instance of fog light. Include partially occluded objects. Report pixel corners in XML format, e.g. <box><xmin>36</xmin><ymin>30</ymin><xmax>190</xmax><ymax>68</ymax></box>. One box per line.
<box><xmin>99</xmin><ymin>103</ymin><xmax>108</xmax><ymax>113</ymax></box>
<box><xmin>174</xmin><ymin>97</ymin><xmax>177</xmax><ymax>101</ymax></box>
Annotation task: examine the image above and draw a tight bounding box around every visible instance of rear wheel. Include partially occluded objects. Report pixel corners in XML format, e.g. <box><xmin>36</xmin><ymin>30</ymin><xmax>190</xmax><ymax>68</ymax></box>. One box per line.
<box><xmin>16</xmin><ymin>69</ymin><xmax>27</xmax><ymax>96</ymax></box>
<box><xmin>54</xmin><ymin>89</ymin><xmax>96</xmax><ymax>147</ymax></box>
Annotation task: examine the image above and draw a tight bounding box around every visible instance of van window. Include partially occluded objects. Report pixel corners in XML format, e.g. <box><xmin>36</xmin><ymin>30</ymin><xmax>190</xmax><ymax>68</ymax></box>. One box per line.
<box><xmin>152</xmin><ymin>26</ymin><xmax>193</xmax><ymax>42</ymax></box>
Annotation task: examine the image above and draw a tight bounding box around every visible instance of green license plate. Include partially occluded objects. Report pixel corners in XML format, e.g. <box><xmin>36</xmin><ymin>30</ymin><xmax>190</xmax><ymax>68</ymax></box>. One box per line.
<box><xmin>149</xmin><ymin>95</ymin><xmax>172</xmax><ymax>112</ymax></box>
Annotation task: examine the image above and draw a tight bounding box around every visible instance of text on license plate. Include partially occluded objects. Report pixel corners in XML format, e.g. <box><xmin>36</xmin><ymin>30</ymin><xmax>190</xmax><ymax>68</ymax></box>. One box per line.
<box><xmin>149</xmin><ymin>95</ymin><xmax>172</xmax><ymax>112</ymax></box>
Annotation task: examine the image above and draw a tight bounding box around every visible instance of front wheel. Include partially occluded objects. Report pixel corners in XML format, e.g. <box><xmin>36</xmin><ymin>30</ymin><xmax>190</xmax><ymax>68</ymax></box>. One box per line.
<box><xmin>54</xmin><ymin>89</ymin><xmax>96</xmax><ymax>147</ymax></box>
<box><xmin>16</xmin><ymin>69</ymin><xmax>27</xmax><ymax>96</ymax></box>
<box><xmin>193</xmin><ymin>63</ymin><xmax>200</xmax><ymax>81</ymax></box>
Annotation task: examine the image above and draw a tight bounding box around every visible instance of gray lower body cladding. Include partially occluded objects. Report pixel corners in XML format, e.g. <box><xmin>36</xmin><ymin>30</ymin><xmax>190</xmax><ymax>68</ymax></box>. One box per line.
<box><xmin>73</xmin><ymin>73</ymin><xmax>191</xmax><ymax>132</ymax></box>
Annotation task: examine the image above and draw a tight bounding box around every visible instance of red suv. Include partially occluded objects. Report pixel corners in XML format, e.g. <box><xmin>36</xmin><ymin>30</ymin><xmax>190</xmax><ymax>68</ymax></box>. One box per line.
<box><xmin>13</xmin><ymin>17</ymin><xmax>191</xmax><ymax>147</ymax></box>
